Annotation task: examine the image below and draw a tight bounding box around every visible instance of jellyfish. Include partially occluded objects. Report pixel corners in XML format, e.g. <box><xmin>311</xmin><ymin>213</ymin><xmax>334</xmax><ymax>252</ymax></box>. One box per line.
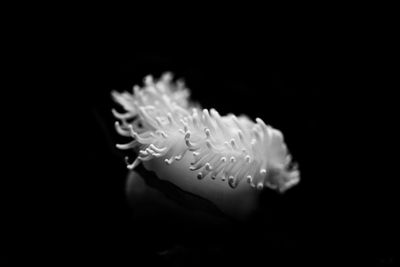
<box><xmin>112</xmin><ymin>72</ymin><xmax>300</xmax><ymax>220</ymax></box>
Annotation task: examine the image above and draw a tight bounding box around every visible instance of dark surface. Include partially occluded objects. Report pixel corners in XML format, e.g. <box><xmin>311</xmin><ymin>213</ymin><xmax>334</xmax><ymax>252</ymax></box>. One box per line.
<box><xmin>19</xmin><ymin>20</ymin><xmax>396</xmax><ymax>266</ymax></box>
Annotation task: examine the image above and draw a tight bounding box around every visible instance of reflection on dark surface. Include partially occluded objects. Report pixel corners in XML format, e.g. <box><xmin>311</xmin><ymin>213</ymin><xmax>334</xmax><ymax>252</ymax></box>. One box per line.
<box><xmin>124</xmin><ymin>166</ymin><xmax>300</xmax><ymax>266</ymax></box>
<box><xmin>128</xmin><ymin>164</ymin><xmax>232</xmax><ymax>222</ymax></box>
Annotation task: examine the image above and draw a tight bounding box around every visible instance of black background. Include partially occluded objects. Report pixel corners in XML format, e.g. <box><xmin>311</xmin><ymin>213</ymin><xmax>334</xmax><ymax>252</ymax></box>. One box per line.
<box><xmin>14</xmin><ymin>13</ymin><xmax>397</xmax><ymax>266</ymax></box>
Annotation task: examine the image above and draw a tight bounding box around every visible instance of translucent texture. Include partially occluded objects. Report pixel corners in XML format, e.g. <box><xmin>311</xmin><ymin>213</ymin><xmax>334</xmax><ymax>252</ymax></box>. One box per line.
<box><xmin>112</xmin><ymin>72</ymin><xmax>300</xmax><ymax>219</ymax></box>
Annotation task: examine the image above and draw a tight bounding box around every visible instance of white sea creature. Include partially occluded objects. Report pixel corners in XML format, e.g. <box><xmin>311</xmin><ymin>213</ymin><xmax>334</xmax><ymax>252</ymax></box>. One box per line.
<box><xmin>112</xmin><ymin>72</ymin><xmax>300</xmax><ymax>219</ymax></box>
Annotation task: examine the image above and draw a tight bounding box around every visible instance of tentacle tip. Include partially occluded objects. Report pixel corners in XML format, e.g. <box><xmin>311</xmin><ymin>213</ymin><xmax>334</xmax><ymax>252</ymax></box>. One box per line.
<box><xmin>246</xmin><ymin>176</ymin><xmax>252</xmax><ymax>183</ymax></box>
<box><xmin>256</xmin><ymin>183</ymin><xmax>264</xmax><ymax>190</ymax></box>
<box><xmin>279</xmin><ymin>172</ymin><xmax>300</xmax><ymax>193</ymax></box>
<box><xmin>228</xmin><ymin>177</ymin><xmax>238</xmax><ymax>189</ymax></box>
